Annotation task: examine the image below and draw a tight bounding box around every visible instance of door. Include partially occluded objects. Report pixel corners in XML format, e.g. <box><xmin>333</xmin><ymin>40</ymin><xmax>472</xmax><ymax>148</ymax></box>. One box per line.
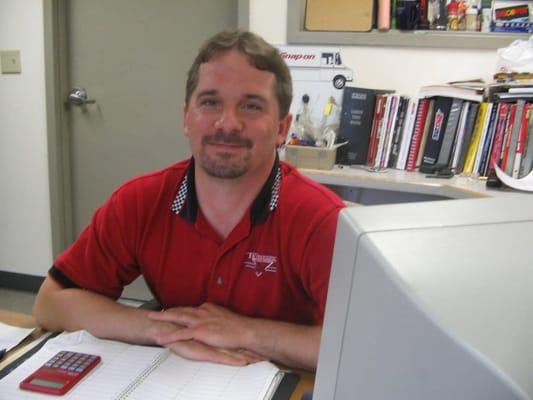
<box><xmin>61</xmin><ymin>1</ymin><xmax>239</xmax><ymax>299</ymax></box>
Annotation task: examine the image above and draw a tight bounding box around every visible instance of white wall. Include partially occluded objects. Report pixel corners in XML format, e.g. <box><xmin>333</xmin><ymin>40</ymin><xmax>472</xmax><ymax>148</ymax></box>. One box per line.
<box><xmin>0</xmin><ymin>0</ymin><xmax>504</xmax><ymax>279</ymax></box>
<box><xmin>249</xmin><ymin>0</ymin><xmax>499</xmax><ymax>97</ymax></box>
<box><xmin>0</xmin><ymin>0</ymin><xmax>53</xmax><ymax>277</ymax></box>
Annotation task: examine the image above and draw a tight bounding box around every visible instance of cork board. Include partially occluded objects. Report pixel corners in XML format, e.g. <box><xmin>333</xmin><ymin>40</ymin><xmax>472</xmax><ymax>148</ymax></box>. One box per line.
<box><xmin>305</xmin><ymin>0</ymin><xmax>374</xmax><ymax>32</ymax></box>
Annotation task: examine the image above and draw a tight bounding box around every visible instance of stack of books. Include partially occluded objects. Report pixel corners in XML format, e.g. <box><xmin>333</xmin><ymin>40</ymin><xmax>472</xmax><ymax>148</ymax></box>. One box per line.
<box><xmin>336</xmin><ymin>83</ymin><xmax>533</xmax><ymax>180</ymax></box>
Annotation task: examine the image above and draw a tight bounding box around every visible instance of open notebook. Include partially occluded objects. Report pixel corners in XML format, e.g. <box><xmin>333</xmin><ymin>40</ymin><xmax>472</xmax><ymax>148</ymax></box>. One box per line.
<box><xmin>0</xmin><ymin>330</ymin><xmax>298</xmax><ymax>400</ymax></box>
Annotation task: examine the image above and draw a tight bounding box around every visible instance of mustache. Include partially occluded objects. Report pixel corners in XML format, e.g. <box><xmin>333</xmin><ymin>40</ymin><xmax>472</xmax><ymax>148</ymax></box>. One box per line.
<box><xmin>202</xmin><ymin>131</ymin><xmax>253</xmax><ymax>148</ymax></box>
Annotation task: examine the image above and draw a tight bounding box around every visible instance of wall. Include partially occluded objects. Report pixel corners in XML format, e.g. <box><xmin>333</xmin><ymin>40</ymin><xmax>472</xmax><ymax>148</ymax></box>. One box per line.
<box><xmin>0</xmin><ymin>0</ymin><xmax>504</xmax><ymax>279</ymax></box>
<box><xmin>249</xmin><ymin>0</ymin><xmax>499</xmax><ymax>97</ymax></box>
<box><xmin>0</xmin><ymin>0</ymin><xmax>53</xmax><ymax>277</ymax></box>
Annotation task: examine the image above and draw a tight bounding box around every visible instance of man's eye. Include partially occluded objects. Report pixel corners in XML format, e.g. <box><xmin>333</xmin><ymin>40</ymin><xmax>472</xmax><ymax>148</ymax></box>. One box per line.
<box><xmin>242</xmin><ymin>102</ymin><xmax>263</xmax><ymax>112</ymax></box>
<box><xmin>200</xmin><ymin>98</ymin><xmax>218</xmax><ymax>107</ymax></box>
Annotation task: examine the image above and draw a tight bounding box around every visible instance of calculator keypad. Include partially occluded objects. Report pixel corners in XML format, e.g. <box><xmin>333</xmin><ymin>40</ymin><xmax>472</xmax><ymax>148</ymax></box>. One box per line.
<box><xmin>44</xmin><ymin>351</ymin><xmax>99</xmax><ymax>374</ymax></box>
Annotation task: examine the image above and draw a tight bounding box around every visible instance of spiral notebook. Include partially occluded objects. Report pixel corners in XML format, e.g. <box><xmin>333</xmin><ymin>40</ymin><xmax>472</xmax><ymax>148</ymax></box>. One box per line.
<box><xmin>0</xmin><ymin>330</ymin><xmax>299</xmax><ymax>400</ymax></box>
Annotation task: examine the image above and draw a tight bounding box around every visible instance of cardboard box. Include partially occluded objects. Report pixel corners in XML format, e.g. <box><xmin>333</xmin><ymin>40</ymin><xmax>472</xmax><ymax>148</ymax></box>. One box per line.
<box><xmin>284</xmin><ymin>145</ymin><xmax>337</xmax><ymax>170</ymax></box>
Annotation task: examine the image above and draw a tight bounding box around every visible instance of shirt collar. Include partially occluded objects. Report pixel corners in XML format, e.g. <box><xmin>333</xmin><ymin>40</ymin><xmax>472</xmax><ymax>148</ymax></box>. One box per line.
<box><xmin>170</xmin><ymin>155</ymin><xmax>281</xmax><ymax>225</ymax></box>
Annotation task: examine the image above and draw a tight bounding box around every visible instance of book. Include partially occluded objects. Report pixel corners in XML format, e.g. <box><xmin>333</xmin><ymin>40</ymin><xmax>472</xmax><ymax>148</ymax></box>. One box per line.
<box><xmin>485</xmin><ymin>102</ymin><xmax>511</xmax><ymax>179</ymax></box>
<box><xmin>477</xmin><ymin>103</ymin><xmax>499</xmax><ymax>176</ymax></box>
<box><xmin>405</xmin><ymin>98</ymin><xmax>430</xmax><ymax>171</ymax></box>
<box><xmin>336</xmin><ymin>87</ymin><xmax>392</xmax><ymax>165</ymax></box>
<box><xmin>381</xmin><ymin>94</ymin><xmax>401</xmax><ymax>168</ymax></box>
<box><xmin>505</xmin><ymin>100</ymin><xmax>527</xmax><ymax>175</ymax></box>
<box><xmin>388</xmin><ymin>96</ymin><xmax>409</xmax><ymax>168</ymax></box>
<box><xmin>472</xmin><ymin>102</ymin><xmax>495</xmax><ymax>175</ymax></box>
<box><xmin>455</xmin><ymin>102</ymin><xmax>480</xmax><ymax>173</ymax></box>
<box><xmin>366</xmin><ymin>94</ymin><xmax>388</xmax><ymax>166</ymax></box>
<box><xmin>419</xmin><ymin>96</ymin><xmax>454</xmax><ymax>173</ymax></box>
<box><xmin>449</xmin><ymin>101</ymin><xmax>471</xmax><ymax>171</ymax></box>
<box><xmin>418</xmin><ymin>84</ymin><xmax>484</xmax><ymax>103</ymax></box>
<box><xmin>434</xmin><ymin>97</ymin><xmax>464</xmax><ymax>170</ymax></box>
<box><xmin>512</xmin><ymin>103</ymin><xmax>531</xmax><ymax>178</ymax></box>
<box><xmin>500</xmin><ymin>103</ymin><xmax>518</xmax><ymax>172</ymax></box>
<box><xmin>519</xmin><ymin>109</ymin><xmax>533</xmax><ymax>177</ymax></box>
<box><xmin>416</xmin><ymin>99</ymin><xmax>436</xmax><ymax>169</ymax></box>
<box><xmin>463</xmin><ymin>102</ymin><xmax>490</xmax><ymax>174</ymax></box>
<box><xmin>0</xmin><ymin>330</ymin><xmax>296</xmax><ymax>400</ymax></box>
<box><xmin>396</xmin><ymin>98</ymin><xmax>418</xmax><ymax>170</ymax></box>
<box><xmin>374</xmin><ymin>94</ymin><xmax>395</xmax><ymax>168</ymax></box>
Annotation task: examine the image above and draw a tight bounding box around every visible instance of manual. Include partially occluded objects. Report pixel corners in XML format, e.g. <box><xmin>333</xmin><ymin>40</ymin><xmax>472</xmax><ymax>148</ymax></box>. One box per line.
<box><xmin>0</xmin><ymin>331</ymin><xmax>297</xmax><ymax>400</ymax></box>
<box><xmin>336</xmin><ymin>86</ymin><xmax>393</xmax><ymax>165</ymax></box>
<box><xmin>419</xmin><ymin>96</ymin><xmax>454</xmax><ymax>173</ymax></box>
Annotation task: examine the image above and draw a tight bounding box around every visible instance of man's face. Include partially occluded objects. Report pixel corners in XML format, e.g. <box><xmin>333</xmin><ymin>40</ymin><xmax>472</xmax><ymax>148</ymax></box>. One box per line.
<box><xmin>184</xmin><ymin>49</ymin><xmax>291</xmax><ymax>179</ymax></box>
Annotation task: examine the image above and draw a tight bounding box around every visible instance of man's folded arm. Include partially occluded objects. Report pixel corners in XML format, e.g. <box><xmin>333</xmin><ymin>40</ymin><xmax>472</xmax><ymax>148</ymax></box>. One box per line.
<box><xmin>33</xmin><ymin>275</ymin><xmax>172</xmax><ymax>344</ymax></box>
<box><xmin>149</xmin><ymin>303</ymin><xmax>322</xmax><ymax>371</ymax></box>
<box><xmin>33</xmin><ymin>276</ymin><xmax>255</xmax><ymax>366</ymax></box>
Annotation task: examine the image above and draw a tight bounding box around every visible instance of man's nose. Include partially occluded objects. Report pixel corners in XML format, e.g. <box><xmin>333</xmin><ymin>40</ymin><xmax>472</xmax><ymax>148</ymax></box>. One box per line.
<box><xmin>214</xmin><ymin>107</ymin><xmax>243</xmax><ymax>132</ymax></box>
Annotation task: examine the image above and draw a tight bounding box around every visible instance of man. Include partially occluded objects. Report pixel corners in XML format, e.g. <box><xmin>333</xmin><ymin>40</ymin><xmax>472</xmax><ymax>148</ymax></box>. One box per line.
<box><xmin>34</xmin><ymin>30</ymin><xmax>344</xmax><ymax>371</ymax></box>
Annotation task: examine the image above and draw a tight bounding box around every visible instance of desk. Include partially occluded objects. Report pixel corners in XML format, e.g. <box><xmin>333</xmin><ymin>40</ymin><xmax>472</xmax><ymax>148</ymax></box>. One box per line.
<box><xmin>300</xmin><ymin>166</ymin><xmax>531</xmax><ymax>204</ymax></box>
<box><xmin>0</xmin><ymin>311</ymin><xmax>314</xmax><ymax>400</ymax></box>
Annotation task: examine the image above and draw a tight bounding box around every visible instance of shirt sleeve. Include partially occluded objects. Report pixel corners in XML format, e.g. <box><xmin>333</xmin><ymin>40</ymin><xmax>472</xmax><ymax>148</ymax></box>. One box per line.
<box><xmin>53</xmin><ymin>189</ymin><xmax>141</xmax><ymax>299</ymax></box>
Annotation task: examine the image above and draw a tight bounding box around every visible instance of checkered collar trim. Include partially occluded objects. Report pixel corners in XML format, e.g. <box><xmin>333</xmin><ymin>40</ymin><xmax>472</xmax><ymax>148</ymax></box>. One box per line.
<box><xmin>170</xmin><ymin>156</ymin><xmax>282</xmax><ymax>224</ymax></box>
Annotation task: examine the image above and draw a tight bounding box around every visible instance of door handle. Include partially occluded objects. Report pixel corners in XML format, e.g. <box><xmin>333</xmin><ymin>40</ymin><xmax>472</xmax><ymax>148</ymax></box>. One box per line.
<box><xmin>67</xmin><ymin>87</ymin><xmax>96</xmax><ymax>106</ymax></box>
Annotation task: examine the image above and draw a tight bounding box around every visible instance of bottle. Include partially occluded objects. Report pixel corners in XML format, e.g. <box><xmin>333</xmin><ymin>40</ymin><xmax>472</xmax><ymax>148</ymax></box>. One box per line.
<box><xmin>457</xmin><ymin>0</ymin><xmax>467</xmax><ymax>30</ymax></box>
<box><xmin>432</xmin><ymin>0</ymin><xmax>448</xmax><ymax>30</ymax></box>
<box><xmin>481</xmin><ymin>7</ymin><xmax>492</xmax><ymax>32</ymax></box>
<box><xmin>298</xmin><ymin>94</ymin><xmax>315</xmax><ymax>145</ymax></box>
<box><xmin>447</xmin><ymin>0</ymin><xmax>459</xmax><ymax>30</ymax></box>
<box><xmin>465</xmin><ymin>6</ymin><xmax>478</xmax><ymax>31</ymax></box>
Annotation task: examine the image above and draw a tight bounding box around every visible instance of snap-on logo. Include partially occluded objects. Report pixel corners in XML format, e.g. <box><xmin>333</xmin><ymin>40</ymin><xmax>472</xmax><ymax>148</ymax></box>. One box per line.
<box><xmin>280</xmin><ymin>52</ymin><xmax>316</xmax><ymax>61</ymax></box>
<box><xmin>243</xmin><ymin>252</ymin><xmax>277</xmax><ymax>277</ymax></box>
<box><xmin>431</xmin><ymin>110</ymin><xmax>444</xmax><ymax>141</ymax></box>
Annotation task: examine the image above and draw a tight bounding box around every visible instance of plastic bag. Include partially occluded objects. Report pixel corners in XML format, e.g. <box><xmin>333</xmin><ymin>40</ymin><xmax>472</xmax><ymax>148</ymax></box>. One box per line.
<box><xmin>497</xmin><ymin>35</ymin><xmax>533</xmax><ymax>73</ymax></box>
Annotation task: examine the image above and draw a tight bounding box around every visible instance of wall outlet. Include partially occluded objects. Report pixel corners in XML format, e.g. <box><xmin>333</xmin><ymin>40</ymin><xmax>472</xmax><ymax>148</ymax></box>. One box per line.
<box><xmin>1</xmin><ymin>50</ymin><xmax>21</xmax><ymax>74</ymax></box>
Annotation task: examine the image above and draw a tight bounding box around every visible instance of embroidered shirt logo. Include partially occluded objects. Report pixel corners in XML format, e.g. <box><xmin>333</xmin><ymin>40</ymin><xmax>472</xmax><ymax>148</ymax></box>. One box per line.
<box><xmin>243</xmin><ymin>252</ymin><xmax>278</xmax><ymax>277</ymax></box>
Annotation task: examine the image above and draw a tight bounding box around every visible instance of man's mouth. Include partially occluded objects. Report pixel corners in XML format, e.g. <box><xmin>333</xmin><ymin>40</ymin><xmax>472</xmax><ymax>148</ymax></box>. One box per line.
<box><xmin>202</xmin><ymin>132</ymin><xmax>253</xmax><ymax>149</ymax></box>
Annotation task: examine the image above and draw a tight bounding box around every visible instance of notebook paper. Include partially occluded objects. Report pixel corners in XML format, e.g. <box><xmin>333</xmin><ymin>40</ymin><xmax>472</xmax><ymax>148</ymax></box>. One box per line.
<box><xmin>0</xmin><ymin>322</ymin><xmax>34</xmax><ymax>353</ymax></box>
<box><xmin>0</xmin><ymin>330</ymin><xmax>282</xmax><ymax>400</ymax></box>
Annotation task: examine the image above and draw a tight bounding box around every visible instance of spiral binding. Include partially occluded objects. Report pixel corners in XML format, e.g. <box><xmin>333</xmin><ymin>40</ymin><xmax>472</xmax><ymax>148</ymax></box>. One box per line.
<box><xmin>114</xmin><ymin>350</ymin><xmax>169</xmax><ymax>400</ymax></box>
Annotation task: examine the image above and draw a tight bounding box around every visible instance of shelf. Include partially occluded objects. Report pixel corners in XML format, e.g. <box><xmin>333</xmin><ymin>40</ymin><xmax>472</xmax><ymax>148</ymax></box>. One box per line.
<box><xmin>298</xmin><ymin>166</ymin><xmax>529</xmax><ymax>203</ymax></box>
<box><xmin>288</xmin><ymin>0</ymin><xmax>531</xmax><ymax>49</ymax></box>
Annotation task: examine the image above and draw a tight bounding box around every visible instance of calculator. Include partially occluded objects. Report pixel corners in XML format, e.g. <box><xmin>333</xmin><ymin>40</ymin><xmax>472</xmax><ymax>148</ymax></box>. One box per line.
<box><xmin>20</xmin><ymin>350</ymin><xmax>101</xmax><ymax>395</ymax></box>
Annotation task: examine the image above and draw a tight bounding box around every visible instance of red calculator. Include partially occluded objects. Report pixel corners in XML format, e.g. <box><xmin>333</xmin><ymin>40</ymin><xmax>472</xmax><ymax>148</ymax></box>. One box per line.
<box><xmin>20</xmin><ymin>350</ymin><xmax>101</xmax><ymax>395</ymax></box>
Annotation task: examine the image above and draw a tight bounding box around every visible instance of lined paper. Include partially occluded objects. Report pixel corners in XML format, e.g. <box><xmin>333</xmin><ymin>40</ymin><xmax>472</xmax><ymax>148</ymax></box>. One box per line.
<box><xmin>0</xmin><ymin>331</ymin><xmax>281</xmax><ymax>400</ymax></box>
<box><xmin>0</xmin><ymin>322</ymin><xmax>34</xmax><ymax>352</ymax></box>
<box><xmin>123</xmin><ymin>355</ymin><xmax>280</xmax><ymax>400</ymax></box>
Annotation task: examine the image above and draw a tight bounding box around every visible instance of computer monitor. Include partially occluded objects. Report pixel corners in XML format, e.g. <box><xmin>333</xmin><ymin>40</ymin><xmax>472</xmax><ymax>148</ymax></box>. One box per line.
<box><xmin>314</xmin><ymin>197</ymin><xmax>533</xmax><ymax>400</ymax></box>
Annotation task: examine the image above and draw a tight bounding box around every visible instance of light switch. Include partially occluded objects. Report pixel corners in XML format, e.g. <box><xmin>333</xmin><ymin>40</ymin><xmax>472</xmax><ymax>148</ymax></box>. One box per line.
<box><xmin>1</xmin><ymin>50</ymin><xmax>21</xmax><ymax>74</ymax></box>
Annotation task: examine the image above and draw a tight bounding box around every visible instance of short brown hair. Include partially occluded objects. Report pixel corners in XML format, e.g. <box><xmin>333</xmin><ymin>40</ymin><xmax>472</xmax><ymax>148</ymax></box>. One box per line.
<box><xmin>185</xmin><ymin>30</ymin><xmax>292</xmax><ymax>118</ymax></box>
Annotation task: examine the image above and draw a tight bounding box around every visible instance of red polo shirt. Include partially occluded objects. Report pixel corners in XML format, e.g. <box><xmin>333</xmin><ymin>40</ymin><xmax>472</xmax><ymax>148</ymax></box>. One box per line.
<box><xmin>51</xmin><ymin>158</ymin><xmax>344</xmax><ymax>325</ymax></box>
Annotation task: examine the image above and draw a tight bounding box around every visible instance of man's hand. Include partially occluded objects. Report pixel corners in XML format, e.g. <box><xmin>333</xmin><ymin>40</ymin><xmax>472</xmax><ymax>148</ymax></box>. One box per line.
<box><xmin>148</xmin><ymin>303</ymin><xmax>264</xmax><ymax>365</ymax></box>
<box><xmin>164</xmin><ymin>340</ymin><xmax>261</xmax><ymax>366</ymax></box>
<box><xmin>148</xmin><ymin>303</ymin><xmax>251</xmax><ymax>349</ymax></box>
<box><xmin>148</xmin><ymin>303</ymin><xmax>321</xmax><ymax>371</ymax></box>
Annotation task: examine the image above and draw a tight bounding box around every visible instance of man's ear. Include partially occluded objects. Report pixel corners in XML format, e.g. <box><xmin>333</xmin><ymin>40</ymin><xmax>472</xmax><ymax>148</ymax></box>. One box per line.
<box><xmin>277</xmin><ymin>113</ymin><xmax>293</xmax><ymax>146</ymax></box>
<box><xmin>183</xmin><ymin>104</ymin><xmax>190</xmax><ymax>137</ymax></box>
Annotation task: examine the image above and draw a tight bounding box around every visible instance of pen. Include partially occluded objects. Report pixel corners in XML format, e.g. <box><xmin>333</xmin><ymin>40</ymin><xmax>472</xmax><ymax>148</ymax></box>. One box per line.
<box><xmin>0</xmin><ymin>348</ymin><xmax>6</xmax><ymax>360</ymax></box>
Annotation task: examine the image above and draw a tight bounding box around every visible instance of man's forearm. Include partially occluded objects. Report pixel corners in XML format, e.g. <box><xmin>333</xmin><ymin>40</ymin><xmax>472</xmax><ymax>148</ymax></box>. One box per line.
<box><xmin>149</xmin><ymin>303</ymin><xmax>322</xmax><ymax>370</ymax></box>
<box><xmin>242</xmin><ymin>318</ymin><xmax>321</xmax><ymax>371</ymax></box>
<box><xmin>33</xmin><ymin>277</ymin><xmax>173</xmax><ymax>345</ymax></box>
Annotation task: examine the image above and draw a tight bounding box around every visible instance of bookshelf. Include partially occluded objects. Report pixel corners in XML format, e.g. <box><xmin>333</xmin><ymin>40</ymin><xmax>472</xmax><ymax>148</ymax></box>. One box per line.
<box><xmin>299</xmin><ymin>166</ymin><xmax>531</xmax><ymax>205</ymax></box>
<box><xmin>288</xmin><ymin>0</ymin><xmax>531</xmax><ymax>49</ymax></box>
